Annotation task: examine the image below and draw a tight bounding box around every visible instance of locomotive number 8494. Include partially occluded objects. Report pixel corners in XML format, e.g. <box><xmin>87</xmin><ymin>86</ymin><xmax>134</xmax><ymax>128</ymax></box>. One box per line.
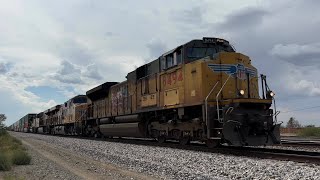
<box><xmin>86</xmin><ymin>37</ymin><xmax>281</xmax><ymax>147</ymax></box>
<box><xmin>11</xmin><ymin>37</ymin><xmax>281</xmax><ymax>148</ymax></box>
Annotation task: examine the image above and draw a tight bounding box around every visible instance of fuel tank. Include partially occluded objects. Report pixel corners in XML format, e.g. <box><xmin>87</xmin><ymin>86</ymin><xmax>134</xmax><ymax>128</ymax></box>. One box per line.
<box><xmin>99</xmin><ymin>122</ymin><xmax>144</xmax><ymax>137</ymax></box>
<box><xmin>114</xmin><ymin>114</ymin><xmax>139</xmax><ymax>123</ymax></box>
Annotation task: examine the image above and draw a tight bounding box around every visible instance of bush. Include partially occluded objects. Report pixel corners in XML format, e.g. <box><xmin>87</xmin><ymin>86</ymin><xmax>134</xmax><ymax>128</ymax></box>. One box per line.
<box><xmin>0</xmin><ymin>153</ymin><xmax>11</xmax><ymax>171</ymax></box>
<box><xmin>11</xmin><ymin>150</ymin><xmax>31</xmax><ymax>165</ymax></box>
<box><xmin>0</xmin><ymin>131</ymin><xmax>31</xmax><ymax>169</ymax></box>
<box><xmin>0</xmin><ymin>129</ymin><xmax>7</xmax><ymax>136</ymax></box>
<box><xmin>11</xmin><ymin>137</ymin><xmax>22</xmax><ymax>145</ymax></box>
<box><xmin>298</xmin><ymin>127</ymin><xmax>320</xmax><ymax>137</ymax></box>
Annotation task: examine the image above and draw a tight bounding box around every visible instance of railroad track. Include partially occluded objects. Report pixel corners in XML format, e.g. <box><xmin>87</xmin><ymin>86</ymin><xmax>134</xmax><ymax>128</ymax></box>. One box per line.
<box><xmin>18</xmin><ymin>132</ymin><xmax>320</xmax><ymax>165</ymax></box>
<box><xmin>281</xmin><ymin>139</ymin><xmax>320</xmax><ymax>147</ymax></box>
<box><xmin>230</xmin><ymin>146</ymin><xmax>320</xmax><ymax>165</ymax></box>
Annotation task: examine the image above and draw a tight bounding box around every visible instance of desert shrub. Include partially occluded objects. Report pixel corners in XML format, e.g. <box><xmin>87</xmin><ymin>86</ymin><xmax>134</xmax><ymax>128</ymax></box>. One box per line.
<box><xmin>298</xmin><ymin>127</ymin><xmax>320</xmax><ymax>137</ymax></box>
<box><xmin>0</xmin><ymin>153</ymin><xmax>11</xmax><ymax>171</ymax></box>
<box><xmin>11</xmin><ymin>137</ymin><xmax>22</xmax><ymax>145</ymax></box>
<box><xmin>0</xmin><ymin>129</ymin><xmax>7</xmax><ymax>136</ymax></box>
<box><xmin>11</xmin><ymin>150</ymin><xmax>31</xmax><ymax>165</ymax></box>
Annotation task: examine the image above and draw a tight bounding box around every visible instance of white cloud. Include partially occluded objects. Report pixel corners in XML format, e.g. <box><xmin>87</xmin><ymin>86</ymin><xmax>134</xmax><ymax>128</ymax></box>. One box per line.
<box><xmin>82</xmin><ymin>64</ymin><xmax>103</xmax><ymax>80</ymax></box>
<box><xmin>146</xmin><ymin>39</ymin><xmax>167</xmax><ymax>60</ymax></box>
<box><xmin>270</xmin><ymin>43</ymin><xmax>320</xmax><ymax>66</ymax></box>
<box><xmin>295</xmin><ymin>80</ymin><xmax>320</xmax><ymax>96</ymax></box>
<box><xmin>0</xmin><ymin>75</ymin><xmax>57</xmax><ymax>114</ymax></box>
<box><xmin>0</xmin><ymin>62</ymin><xmax>8</xmax><ymax>74</ymax></box>
<box><xmin>53</xmin><ymin>60</ymin><xmax>82</xmax><ymax>84</ymax></box>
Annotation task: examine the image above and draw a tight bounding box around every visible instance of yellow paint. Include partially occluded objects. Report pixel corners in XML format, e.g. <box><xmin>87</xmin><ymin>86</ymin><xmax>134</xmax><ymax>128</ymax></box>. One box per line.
<box><xmin>141</xmin><ymin>93</ymin><xmax>157</xmax><ymax>107</ymax></box>
<box><xmin>164</xmin><ymin>89</ymin><xmax>179</xmax><ymax>106</ymax></box>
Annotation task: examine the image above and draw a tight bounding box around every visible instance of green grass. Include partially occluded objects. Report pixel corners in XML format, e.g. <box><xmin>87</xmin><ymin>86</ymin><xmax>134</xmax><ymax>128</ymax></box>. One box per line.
<box><xmin>0</xmin><ymin>129</ymin><xmax>31</xmax><ymax>171</ymax></box>
<box><xmin>298</xmin><ymin>127</ymin><xmax>320</xmax><ymax>138</ymax></box>
<box><xmin>11</xmin><ymin>150</ymin><xmax>31</xmax><ymax>165</ymax></box>
<box><xmin>3</xmin><ymin>175</ymin><xmax>25</xmax><ymax>180</ymax></box>
<box><xmin>0</xmin><ymin>153</ymin><xmax>11</xmax><ymax>171</ymax></box>
<box><xmin>0</xmin><ymin>129</ymin><xmax>8</xmax><ymax>136</ymax></box>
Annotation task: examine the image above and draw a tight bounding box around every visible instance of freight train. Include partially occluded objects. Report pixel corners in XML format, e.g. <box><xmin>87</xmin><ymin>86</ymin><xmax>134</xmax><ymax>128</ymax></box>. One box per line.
<box><xmin>9</xmin><ymin>37</ymin><xmax>281</xmax><ymax>147</ymax></box>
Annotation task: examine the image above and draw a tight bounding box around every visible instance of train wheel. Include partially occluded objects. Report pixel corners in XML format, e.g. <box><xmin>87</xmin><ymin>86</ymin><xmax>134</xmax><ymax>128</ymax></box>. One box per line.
<box><xmin>206</xmin><ymin>139</ymin><xmax>220</xmax><ymax>148</ymax></box>
<box><xmin>157</xmin><ymin>136</ymin><xmax>166</xmax><ymax>144</ymax></box>
<box><xmin>179</xmin><ymin>137</ymin><xmax>190</xmax><ymax>146</ymax></box>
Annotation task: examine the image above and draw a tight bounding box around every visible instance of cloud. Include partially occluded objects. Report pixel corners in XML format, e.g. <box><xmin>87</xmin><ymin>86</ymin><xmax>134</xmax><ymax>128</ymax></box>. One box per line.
<box><xmin>293</xmin><ymin>80</ymin><xmax>320</xmax><ymax>96</ymax></box>
<box><xmin>55</xmin><ymin>38</ymin><xmax>94</xmax><ymax>65</ymax></box>
<box><xmin>82</xmin><ymin>64</ymin><xmax>103</xmax><ymax>80</ymax></box>
<box><xmin>146</xmin><ymin>39</ymin><xmax>167</xmax><ymax>60</ymax></box>
<box><xmin>105</xmin><ymin>32</ymin><xmax>114</xmax><ymax>37</ymax></box>
<box><xmin>216</xmin><ymin>7</ymin><xmax>268</xmax><ymax>32</ymax></box>
<box><xmin>54</xmin><ymin>60</ymin><xmax>83</xmax><ymax>84</ymax></box>
<box><xmin>270</xmin><ymin>43</ymin><xmax>320</xmax><ymax>66</ymax></box>
<box><xmin>172</xmin><ymin>6</ymin><xmax>205</xmax><ymax>25</ymax></box>
<box><xmin>0</xmin><ymin>75</ymin><xmax>57</xmax><ymax>118</ymax></box>
<box><xmin>0</xmin><ymin>62</ymin><xmax>8</xmax><ymax>74</ymax></box>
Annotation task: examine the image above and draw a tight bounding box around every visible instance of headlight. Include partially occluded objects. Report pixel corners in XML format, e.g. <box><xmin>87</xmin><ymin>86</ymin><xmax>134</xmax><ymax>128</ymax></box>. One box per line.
<box><xmin>269</xmin><ymin>91</ymin><xmax>275</xmax><ymax>97</ymax></box>
<box><xmin>239</xmin><ymin>89</ymin><xmax>245</xmax><ymax>96</ymax></box>
<box><xmin>267</xmin><ymin>91</ymin><xmax>275</xmax><ymax>98</ymax></box>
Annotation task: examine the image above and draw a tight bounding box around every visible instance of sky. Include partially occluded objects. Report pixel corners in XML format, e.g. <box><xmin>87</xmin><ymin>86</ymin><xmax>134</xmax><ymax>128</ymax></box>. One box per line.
<box><xmin>1</xmin><ymin>0</ymin><xmax>320</xmax><ymax>126</ymax></box>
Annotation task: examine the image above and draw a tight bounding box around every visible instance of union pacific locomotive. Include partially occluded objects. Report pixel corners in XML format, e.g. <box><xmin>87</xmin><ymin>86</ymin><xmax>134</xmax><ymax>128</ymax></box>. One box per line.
<box><xmin>10</xmin><ymin>37</ymin><xmax>281</xmax><ymax>147</ymax></box>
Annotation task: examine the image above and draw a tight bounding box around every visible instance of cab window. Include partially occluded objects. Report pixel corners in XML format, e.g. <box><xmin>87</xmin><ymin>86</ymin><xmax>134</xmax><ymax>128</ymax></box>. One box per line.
<box><xmin>176</xmin><ymin>50</ymin><xmax>182</xmax><ymax>65</ymax></box>
<box><xmin>166</xmin><ymin>54</ymin><xmax>173</xmax><ymax>68</ymax></box>
<box><xmin>187</xmin><ymin>47</ymin><xmax>217</xmax><ymax>59</ymax></box>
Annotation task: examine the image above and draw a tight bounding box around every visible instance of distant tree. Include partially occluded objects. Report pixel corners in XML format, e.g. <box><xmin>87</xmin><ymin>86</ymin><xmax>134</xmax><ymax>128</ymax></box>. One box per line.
<box><xmin>305</xmin><ymin>124</ymin><xmax>315</xmax><ymax>128</ymax></box>
<box><xmin>0</xmin><ymin>114</ymin><xmax>6</xmax><ymax>128</ymax></box>
<box><xmin>286</xmin><ymin>117</ymin><xmax>301</xmax><ymax>128</ymax></box>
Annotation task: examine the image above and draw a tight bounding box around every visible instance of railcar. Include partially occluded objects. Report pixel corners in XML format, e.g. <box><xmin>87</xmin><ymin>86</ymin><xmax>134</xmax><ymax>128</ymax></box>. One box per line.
<box><xmin>36</xmin><ymin>95</ymin><xmax>88</xmax><ymax>135</ymax></box>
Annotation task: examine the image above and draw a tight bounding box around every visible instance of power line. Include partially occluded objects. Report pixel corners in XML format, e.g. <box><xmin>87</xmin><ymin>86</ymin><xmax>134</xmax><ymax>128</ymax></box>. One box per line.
<box><xmin>281</xmin><ymin>105</ymin><xmax>320</xmax><ymax>113</ymax></box>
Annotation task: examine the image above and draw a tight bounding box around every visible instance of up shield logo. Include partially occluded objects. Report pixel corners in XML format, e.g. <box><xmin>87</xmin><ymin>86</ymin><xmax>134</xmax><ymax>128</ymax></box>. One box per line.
<box><xmin>208</xmin><ymin>63</ymin><xmax>257</xmax><ymax>79</ymax></box>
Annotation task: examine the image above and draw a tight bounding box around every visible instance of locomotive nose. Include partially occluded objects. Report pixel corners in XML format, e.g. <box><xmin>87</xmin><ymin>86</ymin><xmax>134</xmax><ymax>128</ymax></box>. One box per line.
<box><xmin>222</xmin><ymin>106</ymin><xmax>281</xmax><ymax>146</ymax></box>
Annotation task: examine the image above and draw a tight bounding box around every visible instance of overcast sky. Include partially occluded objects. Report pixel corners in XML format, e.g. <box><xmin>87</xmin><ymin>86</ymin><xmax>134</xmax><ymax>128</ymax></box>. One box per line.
<box><xmin>1</xmin><ymin>0</ymin><xmax>320</xmax><ymax>126</ymax></box>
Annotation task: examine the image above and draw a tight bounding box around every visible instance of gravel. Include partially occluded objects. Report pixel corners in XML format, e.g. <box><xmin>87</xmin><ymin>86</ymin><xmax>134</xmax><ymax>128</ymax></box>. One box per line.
<box><xmin>11</xmin><ymin>132</ymin><xmax>320</xmax><ymax>180</ymax></box>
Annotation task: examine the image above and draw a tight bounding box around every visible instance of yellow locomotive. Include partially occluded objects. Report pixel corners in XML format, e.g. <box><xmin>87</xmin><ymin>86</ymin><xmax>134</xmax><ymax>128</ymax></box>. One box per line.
<box><xmin>86</xmin><ymin>37</ymin><xmax>281</xmax><ymax>147</ymax></box>
<box><xmin>11</xmin><ymin>37</ymin><xmax>280</xmax><ymax>147</ymax></box>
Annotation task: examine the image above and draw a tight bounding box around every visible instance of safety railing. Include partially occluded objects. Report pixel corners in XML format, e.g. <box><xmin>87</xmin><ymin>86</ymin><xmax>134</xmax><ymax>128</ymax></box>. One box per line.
<box><xmin>205</xmin><ymin>81</ymin><xmax>219</xmax><ymax>126</ymax></box>
<box><xmin>216</xmin><ymin>74</ymin><xmax>232</xmax><ymax>122</ymax></box>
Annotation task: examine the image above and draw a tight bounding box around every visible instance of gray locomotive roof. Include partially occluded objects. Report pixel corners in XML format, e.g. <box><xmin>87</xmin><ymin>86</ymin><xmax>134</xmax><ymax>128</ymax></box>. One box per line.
<box><xmin>86</xmin><ymin>82</ymin><xmax>118</xmax><ymax>101</ymax></box>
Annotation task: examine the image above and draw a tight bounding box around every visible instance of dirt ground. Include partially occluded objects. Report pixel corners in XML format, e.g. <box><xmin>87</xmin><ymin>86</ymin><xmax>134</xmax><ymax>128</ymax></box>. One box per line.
<box><xmin>0</xmin><ymin>133</ymin><xmax>154</xmax><ymax>180</ymax></box>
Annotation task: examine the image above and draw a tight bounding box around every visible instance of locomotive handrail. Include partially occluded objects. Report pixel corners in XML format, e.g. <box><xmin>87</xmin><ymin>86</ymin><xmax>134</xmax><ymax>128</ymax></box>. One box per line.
<box><xmin>225</xmin><ymin>107</ymin><xmax>234</xmax><ymax>115</ymax></box>
<box><xmin>273</xmin><ymin>98</ymin><xmax>279</xmax><ymax>124</ymax></box>
<box><xmin>205</xmin><ymin>81</ymin><xmax>219</xmax><ymax>139</ymax></box>
<box><xmin>216</xmin><ymin>74</ymin><xmax>232</xmax><ymax>122</ymax></box>
<box><xmin>205</xmin><ymin>82</ymin><xmax>219</xmax><ymax>121</ymax></box>
<box><xmin>227</xmin><ymin>120</ymin><xmax>242</xmax><ymax>125</ymax></box>
<box><xmin>273</xmin><ymin>111</ymin><xmax>280</xmax><ymax>117</ymax></box>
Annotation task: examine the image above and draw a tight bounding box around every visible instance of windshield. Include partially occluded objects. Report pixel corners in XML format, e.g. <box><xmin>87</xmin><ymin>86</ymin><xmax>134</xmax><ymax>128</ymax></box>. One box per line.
<box><xmin>73</xmin><ymin>97</ymin><xmax>87</xmax><ymax>103</ymax></box>
<box><xmin>187</xmin><ymin>47</ymin><xmax>216</xmax><ymax>58</ymax></box>
<box><xmin>187</xmin><ymin>45</ymin><xmax>235</xmax><ymax>59</ymax></box>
